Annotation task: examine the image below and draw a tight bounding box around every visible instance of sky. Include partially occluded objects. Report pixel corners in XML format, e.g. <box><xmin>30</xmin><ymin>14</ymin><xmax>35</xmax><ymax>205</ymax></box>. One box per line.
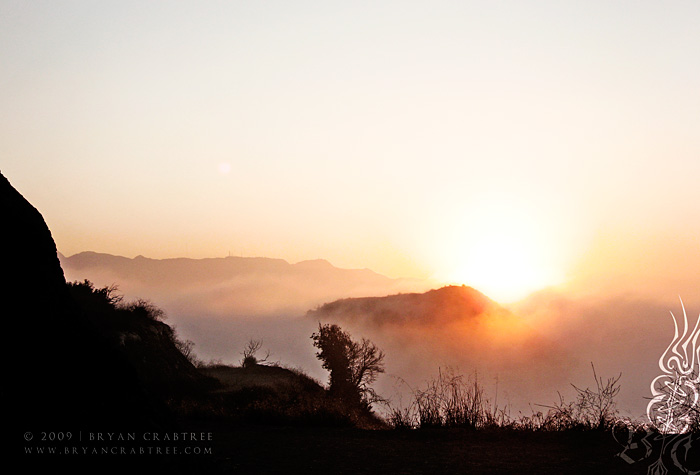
<box><xmin>2</xmin><ymin>0</ymin><xmax>699</xmax><ymax>303</ymax></box>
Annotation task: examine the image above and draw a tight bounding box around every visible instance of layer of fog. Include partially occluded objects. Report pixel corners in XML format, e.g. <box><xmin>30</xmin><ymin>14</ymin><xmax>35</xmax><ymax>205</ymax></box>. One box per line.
<box><xmin>165</xmin><ymin>289</ymin><xmax>695</xmax><ymax>421</ymax></box>
<box><xmin>61</xmin><ymin>253</ymin><xmax>700</xmax><ymax>421</ymax></box>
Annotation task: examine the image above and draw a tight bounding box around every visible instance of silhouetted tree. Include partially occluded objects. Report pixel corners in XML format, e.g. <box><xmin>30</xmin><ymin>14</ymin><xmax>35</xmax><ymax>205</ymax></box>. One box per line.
<box><xmin>175</xmin><ymin>338</ymin><xmax>204</xmax><ymax>367</ymax></box>
<box><xmin>241</xmin><ymin>338</ymin><xmax>270</xmax><ymax>367</ymax></box>
<box><xmin>311</xmin><ymin>323</ymin><xmax>385</xmax><ymax>408</ymax></box>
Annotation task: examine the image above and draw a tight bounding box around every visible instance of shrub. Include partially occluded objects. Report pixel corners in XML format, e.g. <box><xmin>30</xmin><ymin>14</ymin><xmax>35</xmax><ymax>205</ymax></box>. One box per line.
<box><xmin>311</xmin><ymin>323</ymin><xmax>385</xmax><ymax>408</ymax></box>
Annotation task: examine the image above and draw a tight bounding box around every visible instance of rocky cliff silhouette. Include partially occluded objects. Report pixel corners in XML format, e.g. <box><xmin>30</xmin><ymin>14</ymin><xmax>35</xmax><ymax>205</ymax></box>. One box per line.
<box><xmin>1</xmin><ymin>172</ymin><xmax>167</xmax><ymax>433</ymax></box>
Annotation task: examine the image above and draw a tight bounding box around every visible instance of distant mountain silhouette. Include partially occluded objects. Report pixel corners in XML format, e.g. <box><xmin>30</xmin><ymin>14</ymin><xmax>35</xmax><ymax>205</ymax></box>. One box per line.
<box><xmin>60</xmin><ymin>251</ymin><xmax>428</xmax><ymax>319</ymax></box>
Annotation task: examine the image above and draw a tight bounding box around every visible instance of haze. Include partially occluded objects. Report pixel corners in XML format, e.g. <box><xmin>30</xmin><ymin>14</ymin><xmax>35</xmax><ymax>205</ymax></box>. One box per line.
<box><xmin>3</xmin><ymin>1</ymin><xmax>700</xmax><ymax>419</ymax></box>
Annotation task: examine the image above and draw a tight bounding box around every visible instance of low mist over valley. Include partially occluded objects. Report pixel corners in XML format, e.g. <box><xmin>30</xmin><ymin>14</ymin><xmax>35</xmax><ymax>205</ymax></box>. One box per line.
<box><xmin>59</xmin><ymin>249</ymin><xmax>687</xmax><ymax>420</ymax></box>
<box><xmin>60</xmin><ymin>251</ymin><xmax>429</xmax><ymax>318</ymax></box>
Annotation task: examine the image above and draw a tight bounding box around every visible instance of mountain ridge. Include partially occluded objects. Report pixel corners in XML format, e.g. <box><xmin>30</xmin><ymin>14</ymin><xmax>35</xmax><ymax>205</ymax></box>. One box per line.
<box><xmin>61</xmin><ymin>251</ymin><xmax>398</xmax><ymax>280</ymax></box>
<box><xmin>59</xmin><ymin>250</ymin><xmax>430</xmax><ymax>319</ymax></box>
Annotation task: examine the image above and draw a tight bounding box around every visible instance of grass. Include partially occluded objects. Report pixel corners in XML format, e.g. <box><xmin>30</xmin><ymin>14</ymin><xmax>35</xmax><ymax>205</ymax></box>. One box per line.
<box><xmin>384</xmin><ymin>364</ymin><xmax>629</xmax><ymax>433</ymax></box>
<box><xmin>169</xmin><ymin>364</ymin><xmax>656</xmax><ymax>474</ymax></box>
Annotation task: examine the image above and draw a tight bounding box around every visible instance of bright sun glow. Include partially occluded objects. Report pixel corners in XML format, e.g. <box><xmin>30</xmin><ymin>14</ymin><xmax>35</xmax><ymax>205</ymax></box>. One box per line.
<box><xmin>449</xmin><ymin>233</ymin><xmax>560</xmax><ymax>303</ymax></box>
<box><xmin>436</xmin><ymin>200</ymin><xmax>566</xmax><ymax>303</ymax></box>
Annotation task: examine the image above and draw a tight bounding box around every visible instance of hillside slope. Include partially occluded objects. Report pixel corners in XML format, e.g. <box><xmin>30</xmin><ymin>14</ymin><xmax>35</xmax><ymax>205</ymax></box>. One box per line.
<box><xmin>66</xmin><ymin>280</ymin><xmax>218</xmax><ymax>398</ymax></box>
<box><xmin>195</xmin><ymin>364</ymin><xmax>385</xmax><ymax>429</ymax></box>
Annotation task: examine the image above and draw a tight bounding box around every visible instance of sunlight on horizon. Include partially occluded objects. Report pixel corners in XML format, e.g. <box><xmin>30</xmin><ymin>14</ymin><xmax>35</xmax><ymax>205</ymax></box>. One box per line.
<box><xmin>443</xmin><ymin>234</ymin><xmax>565</xmax><ymax>304</ymax></box>
<box><xmin>427</xmin><ymin>198</ymin><xmax>571</xmax><ymax>303</ymax></box>
<box><xmin>2</xmin><ymin>1</ymin><xmax>699</xmax><ymax>306</ymax></box>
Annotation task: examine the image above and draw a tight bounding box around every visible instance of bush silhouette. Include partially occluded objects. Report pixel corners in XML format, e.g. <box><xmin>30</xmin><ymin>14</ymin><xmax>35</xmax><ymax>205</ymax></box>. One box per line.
<box><xmin>311</xmin><ymin>323</ymin><xmax>385</xmax><ymax>409</ymax></box>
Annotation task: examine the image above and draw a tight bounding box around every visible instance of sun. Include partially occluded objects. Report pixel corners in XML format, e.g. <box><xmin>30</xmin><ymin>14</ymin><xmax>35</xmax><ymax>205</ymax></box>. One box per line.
<box><xmin>447</xmin><ymin>233</ymin><xmax>560</xmax><ymax>303</ymax></box>
<box><xmin>435</xmin><ymin>201</ymin><xmax>566</xmax><ymax>303</ymax></box>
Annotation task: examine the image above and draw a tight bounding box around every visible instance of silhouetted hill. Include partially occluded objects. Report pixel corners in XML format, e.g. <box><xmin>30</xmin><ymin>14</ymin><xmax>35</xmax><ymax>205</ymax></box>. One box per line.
<box><xmin>59</xmin><ymin>251</ymin><xmax>428</xmax><ymax>319</ymax></box>
<box><xmin>307</xmin><ymin>285</ymin><xmax>574</xmax><ymax>406</ymax></box>
<box><xmin>308</xmin><ymin>285</ymin><xmax>501</xmax><ymax>327</ymax></box>
<box><xmin>66</xmin><ymin>280</ymin><xmax>218</xmax><ymax>399</ymax></box>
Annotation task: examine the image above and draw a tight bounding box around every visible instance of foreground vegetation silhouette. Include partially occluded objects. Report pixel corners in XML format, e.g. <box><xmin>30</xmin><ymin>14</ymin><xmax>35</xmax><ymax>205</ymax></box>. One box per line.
<box><xmin>33</xmin><ymin>275</ymin><xmax>658</xmax><ymax>474</ymax></box>
<box><xmin>65</xmin><ymin>280</ymin><xmax>642</xmax><ymax>436</ymax></box>
<box><xmin>5</xmin><ymin>170</ymin><xmax>662</xmax><ymax>473</ymax></box>
<box><xmin>311</xmin><ymin>323</ymin><xmax>385</xmax><ymax>410</ymax></box>
<box><xmin>384</xmin><ymin>364</ymin><xmax>624</xmax><ymax>432</ymax></box>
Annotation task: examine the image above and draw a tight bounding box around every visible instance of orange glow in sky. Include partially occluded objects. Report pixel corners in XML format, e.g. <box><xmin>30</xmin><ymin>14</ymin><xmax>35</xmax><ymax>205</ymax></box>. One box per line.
<box><xmin>2</xmin><ymin>1</ymin><xmax>699</xmax><ymax>303</ymax></box>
